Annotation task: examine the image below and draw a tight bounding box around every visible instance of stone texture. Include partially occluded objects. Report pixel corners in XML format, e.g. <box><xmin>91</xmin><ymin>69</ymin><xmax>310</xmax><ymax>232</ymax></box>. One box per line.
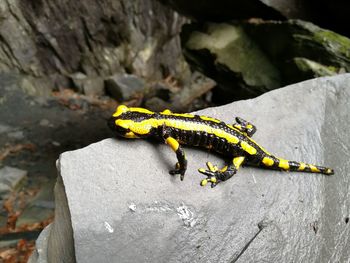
<box><xmin>160</xmin><ymin>0</ymin><xmax>350</xmax><ymax>38</ymax></box>
<box><xmin>0</xmin><ymin>0</ymin><xmax>190</xmax><ymax>93</ymax></box>
<box><xmin>31</xmin><ymin>74</ymin><xmax>350</xmax><ymax>262</ymax></box>
<box><xmin>70</xmin><ymin>73</ymin><xmax>105</xmax><ymax>97</ymax></box>
<box><xmin>182</xmin><ymin>20</ymin><xmax>350</xmax><ymax>102</ymax></box>
<box><xmin>184</xmin><ymin>22</ymin><xmax>281</xmax><ymax>100</ymax></box>
<box><xmin>0</xmin><ymin>166</ymin><xmax>27</xmax><ymax>197</ymax></box>
<box><xmin>105</xmin><ymin>74</ymin><xmax>146</xmax><ymax>101</ymax></box>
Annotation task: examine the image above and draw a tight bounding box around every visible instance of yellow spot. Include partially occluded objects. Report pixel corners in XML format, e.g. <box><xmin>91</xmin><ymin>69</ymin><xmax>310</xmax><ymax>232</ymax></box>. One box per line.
<box><xmin>298</xmin><ymin>162</ymin><xmax>306</xmax><ymax>171</ymax></box>
<box><xmin>116</xmin><ymin>119</ymin><xmax>154</xmax><ymax>135</ymax></box>
<box><xmin>200</xmin><ymin>179</ymin><xmax>208</xmax><ymax>186</ymax></box>
<box><xmin>124</xmin><ymin>131</ymin><xmax>138</xmax><ymax>138</ymax></box>
<box><xmin>200</xmin><ymin>116</ymin><xmax>221</xmax><ymax>123</ymax></box>
<box><xmin>241</xmin><ymin>141</ymin><xmax>257</xmax><ymax>155</ymax></box>
<box><xmin>199</xmin><ymin>168</ymin><xmax>206</xmax><ymax>173</ymax></box>
<box><xmin>278</xmin><ymin>159</ymin><xmax>290</xmax><ymax>170</ymax></box>
<box><xmin>220</xmin><ymin>165</ymin><xmax>228</xmax><ymax>172</ymax></box>
<box><xmin>326</xmin><ymin>168</ymin><xmax>333</xmax><ymax>174</ymax></box>
<box><xmin>309</xmin><ymin>164</ymin><xmax>320</xmax><ymax>173</ymax></box>
<box><xmin>233</xmin><ymin>156</ymin><xmax>245</xmax><ymax>168</ymax></box>
<box><xmin>129</xmin><ymin>107</ymin><xmax>154</xmax><ymax>114</ymax></box>
<box><xmin>115</xmin><ymin>119</ymin><xmax>130</xmax><ymax>129</ymax></box>
<box><xmin>247</xmin><ymin>124</ymin><xmax>253</xmax><ymax>129</ymax></box>
<box><xmin>234</xmin><ymin>124</ymin><xmax>242</xmax><ymax>129</ymax></box>
<box><xmin>112</xmin><ymin>105</ymin><xmax>129</xmax><ymax>117</ymax></box>
<box><xmin>161</xmin><ymin>109</ymin><xmax>172</xmax><ymax>114</ymax></box>
<box><xmin>207</xmin><ymin>162</ymin><xmax>217</xmax><ymax>172</ymax></box>
<box><xmin>210</xmin><ymin>177</ymin><xmax>217</xmax><ymax>183</ymax></box>
<box><xmin>166</xmin><ymin>137</ymin><xmax>179</xmax><ymax>151</ymax></box>
<box><xmin>262</xmin><ymin>157</ymin><xmax>274</xmax><ymax>166</ymax></box>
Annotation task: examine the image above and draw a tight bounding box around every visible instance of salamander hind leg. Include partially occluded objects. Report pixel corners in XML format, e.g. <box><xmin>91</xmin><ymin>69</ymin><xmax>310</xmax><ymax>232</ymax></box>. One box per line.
<box><xmin>161</xmin><ymin>125</ymin><xmax>187</xmax><ymax>181</ymax></box>
<box><xmin>233</xmin><ymin>117</ymin><xmax>257</xmax><ymax>137</ymax></box>
<box><xmin>199</xmin><ymin>156</ymin><xmax>245</xmax><ymax>188</ymax></box>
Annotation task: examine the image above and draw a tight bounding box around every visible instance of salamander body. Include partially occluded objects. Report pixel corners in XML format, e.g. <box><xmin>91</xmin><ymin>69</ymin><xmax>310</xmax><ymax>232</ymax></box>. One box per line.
<box><xmin>108</xmin><ymin>105</ymin><xmax>334</xmax><ymax>187</ymax></box>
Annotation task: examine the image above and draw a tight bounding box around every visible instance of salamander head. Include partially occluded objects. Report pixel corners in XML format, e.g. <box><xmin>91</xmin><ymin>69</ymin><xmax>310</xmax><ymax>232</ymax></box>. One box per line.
<box><xmin>108</xmin><ymin>105</ymin><xmax>155</xmax><ymax>138</ymax></box>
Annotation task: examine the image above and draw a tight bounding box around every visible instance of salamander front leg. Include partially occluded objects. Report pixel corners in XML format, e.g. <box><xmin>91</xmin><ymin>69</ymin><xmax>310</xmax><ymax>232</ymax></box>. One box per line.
<box><xmin>233</xmin><ymin>117</ymin><xmax>256</xmax><ymax>137</ymax></box>
<box><xmin>161</xmin><ymin>126</ymin><xmax>187</xmax><ymax>180</ymax></box>
<box><xmin>199</xmin><ymin>156</ymin><xmax>245</xmax><ymax>187</ymax></box>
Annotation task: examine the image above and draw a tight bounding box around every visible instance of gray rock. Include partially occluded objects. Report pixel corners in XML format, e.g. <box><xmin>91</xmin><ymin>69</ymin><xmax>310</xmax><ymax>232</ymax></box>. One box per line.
<box><xmin>31</xmin><ymin>74</ymin><xmax>350</xmax><ymax>262</ymax></box>
<box><xmin>0</xmin><ymin>166</ymin><xmax>27</xmax><ymax>198</ymax></box>
<box><xmin>0</xmin><ymin>1</ymin><xmax>190</xmax><ymax>94</ymax></box>
<box><xmin>16</xmin><ymin>179</ymin><xmax>55</xmax><ymax>227</ymax></box>
<box><xmin>105</xmin><ymin>73</ymin><xmax>146</xmax><ymax>101</ymax></box>
<box><xmin>28</xmin><ymin>225</ymin><xmax>51</xmax><ymax>263</ymax></box>
<box><xmin>71</xmin><ymin>73</ymin><xmax>105</xmax><ymax>97</ymax></box>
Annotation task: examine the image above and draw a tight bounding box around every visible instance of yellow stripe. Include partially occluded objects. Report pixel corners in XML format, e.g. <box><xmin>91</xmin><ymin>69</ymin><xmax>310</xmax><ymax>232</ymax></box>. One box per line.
<box><xmin>161</xmin><ymin>119</ymin><xmax>240</xmax><ymax>144</ymax></box>
<box><xmin>278</xmin><ymin>159</ymin><xmax>290</xmax><ymax>170</ymax></box>
<box><xmin>166</xmin><ymin>137</ymin><xmax>179</xmax><ymax>151</ymax></box>
<box><xmin>240</xmin><ymin>141</ymin><xmax>257</xmax><ymax>155</ymax></box>
<box><xmin>262</xmin><ymin>157</ymin><xmax>274</xmax><ymax>166</ymax></box>
<box><xmin>309</xmin><ymin>164</ymin><xmax>320</xmax><ymax>173</ymax></box>
<box><xmin>161</xmin><ymin>111</ymin><xmax>194</xmax><ymax>118</ymax></box>
<box><xmin>116</xmin><ymin>117</ymin><xmax>241</xmax><ymax>144</ymax></box>
<box><xmin>129</xmin><ymin>107</ymin><xmax>154</xmax><ymax>114</ymax></box>
<box><xmin>298</xmin><ymin>162</ymin><xmax>306</xmax><ymax>171</ymax></box>
<box><xmin>233</xmin><ymin>156</ymin><xmax>245</xmax><ymax>168</ymax></box>
<box><xmin>200</xmin><ymin>116</ymin><xmax>221</xmax><ymax>123</ymax></box>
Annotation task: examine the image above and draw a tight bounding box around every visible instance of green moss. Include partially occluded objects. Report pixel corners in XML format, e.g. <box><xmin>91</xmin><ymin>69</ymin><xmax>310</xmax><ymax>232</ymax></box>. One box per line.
<box><xmin>293</xmin><ymin>57</ymin><xmax>337</xmax><ymax>76</ymax></box>
<box><xmin>313</xmin><ymin>30</ymin><xmax>350</xmax><ymax>56</ymax></box>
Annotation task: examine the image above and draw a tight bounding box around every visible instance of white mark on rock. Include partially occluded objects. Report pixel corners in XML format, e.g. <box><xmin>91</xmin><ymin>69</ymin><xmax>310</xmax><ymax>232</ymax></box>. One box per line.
<box><xmin>176</xmin><ymin>204</ymin><xmax>197</xmax><ymax>227</ymax></box>
<box><xmin>129</xmin><ymin>203</ymin><xmax>137</xmax><ymax>212</ymax></box>
<box><xmin>146</xmin><ymin>202</ymin><xmax>172</xmax><ymax>212</ymax></box>
<box><xmin>104</xmin><ymin>222</ymin><xmax>114</xmax><ymax>233</ymax></box>
<box><xmin>251</xmin><ymin>173</ymin><xmax>257</xmax><ymax>184</ymax></box>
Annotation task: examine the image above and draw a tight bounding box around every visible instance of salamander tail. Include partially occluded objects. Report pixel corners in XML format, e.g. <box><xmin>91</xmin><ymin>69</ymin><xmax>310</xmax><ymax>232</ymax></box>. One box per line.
<box><xmin>261</xmin><ymin>155</ymin><xmax>334</xmax><ymax>175</ymax></box>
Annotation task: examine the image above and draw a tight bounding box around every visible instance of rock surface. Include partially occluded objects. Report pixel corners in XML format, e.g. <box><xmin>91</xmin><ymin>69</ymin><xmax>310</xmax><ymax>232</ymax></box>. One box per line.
<box><xmin>182</xmin><ymin>20</ymin><xmax>350</xmax><ymax>102</ymax></box>
<box><xmin>31</xmin><ymin>74</ymin><xmax>350</xmax><ymax>262</ymax></box>
<box><xmin>105</xmin><ymin>74</ymin><xmax>146</xmax><ymax>102</ymax></box>
<box><xmin>0</xmin><ymin>166</ymin><xmax>27</xmax><ymax>197</ymax></box>
<box><xmin>160</xmin><ymin>0</ymin><xmax>350</xmax><ymax>38</ymax></box>
<box><xmin>0</xmin><ymin>0</ymin><xmax>190</xmax><ymax>93</ymax></box>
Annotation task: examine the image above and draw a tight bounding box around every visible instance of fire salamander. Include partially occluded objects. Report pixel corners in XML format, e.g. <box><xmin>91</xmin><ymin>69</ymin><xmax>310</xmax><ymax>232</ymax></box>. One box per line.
<box><xmin>108</xmin><ymin>105</ymin><xmax>334</xmax><ymax>188</ymax></box>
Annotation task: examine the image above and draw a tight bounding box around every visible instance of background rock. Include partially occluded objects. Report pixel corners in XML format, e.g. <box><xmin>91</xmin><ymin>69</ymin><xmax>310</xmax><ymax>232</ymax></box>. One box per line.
<box><xmin>182</xmin><ymin>20</ymin><xmax>350</xmax><ymax>102</ymax></box>
<box><xmin>0</xmin><ymin>0</ymin><xmax>190</xmax><ymax>93</ymax></box>
<box><xmin>0</xmin><ymin>166</ymin><xmax>27</xmax><ymax>198</ymax></box>
<box><xmin>183</xmin><ymin>22</ymin><xmax>281</xmax><ymax>101</ymax></box>
<box><xmin>30</xmin><ymin>74</ymin><xmax>350</xmax><ymax>262</ymax></box>
<box><xmin>160</xmin><ymin>0</ymin><xmax>350</xmax><ymax>37</ymax></box>
<box><xmin>105</xmin><ymin>74</ymin><xmax>146</xmax><ymax>102</ymax></box>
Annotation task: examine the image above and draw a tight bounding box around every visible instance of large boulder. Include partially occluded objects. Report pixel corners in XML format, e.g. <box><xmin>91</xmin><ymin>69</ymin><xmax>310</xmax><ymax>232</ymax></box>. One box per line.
<box><xmin>30</xmin><ymin>74</ymin><xmax>350</xmax><ymax>262</ymax></box>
